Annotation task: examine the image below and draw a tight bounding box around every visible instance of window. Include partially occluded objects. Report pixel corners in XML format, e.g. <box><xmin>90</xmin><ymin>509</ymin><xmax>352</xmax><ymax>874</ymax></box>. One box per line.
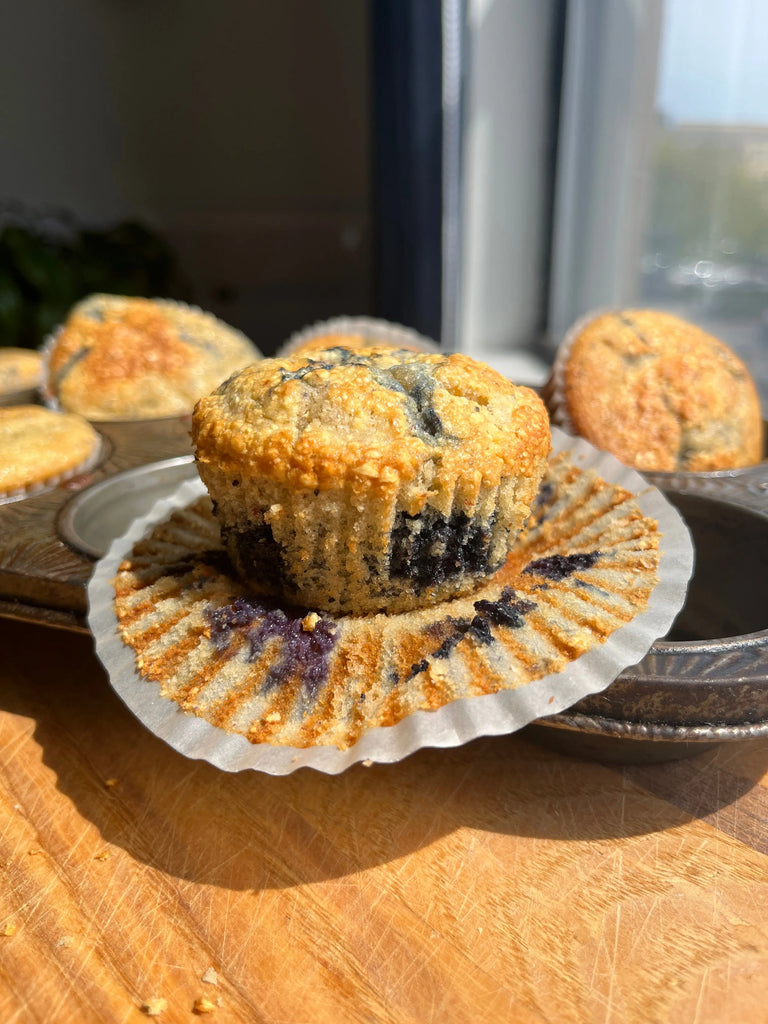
<box><xmin>639</xmin><ymin>0</ymin><xmax>768</xmax><ymax>404</ymax></box>
<box><xmin>455</xmin><ymin>0</ymin><xmax>767</xmax><ymax>404</ymax></box>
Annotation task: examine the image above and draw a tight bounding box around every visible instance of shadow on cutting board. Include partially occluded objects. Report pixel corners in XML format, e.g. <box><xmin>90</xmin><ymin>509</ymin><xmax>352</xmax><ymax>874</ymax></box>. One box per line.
<box><xmin>2</xmin><ymin>619</ymin><xmax>767</xmax><ymax>891</ymax></box>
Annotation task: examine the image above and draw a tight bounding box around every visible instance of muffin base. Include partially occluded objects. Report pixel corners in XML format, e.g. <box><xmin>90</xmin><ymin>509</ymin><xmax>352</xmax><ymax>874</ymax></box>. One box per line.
<box><xmin>213</xmin><ymin>473</ymin><xmax>538</xmax><ymax>615</ymax></box>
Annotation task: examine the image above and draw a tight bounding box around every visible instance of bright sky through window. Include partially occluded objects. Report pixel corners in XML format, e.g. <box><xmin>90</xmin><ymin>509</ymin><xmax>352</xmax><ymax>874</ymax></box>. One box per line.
<box><xmin>657</xmin><ymin>0</ymin><xmax>768</xmax><ymax>124</ymax></box>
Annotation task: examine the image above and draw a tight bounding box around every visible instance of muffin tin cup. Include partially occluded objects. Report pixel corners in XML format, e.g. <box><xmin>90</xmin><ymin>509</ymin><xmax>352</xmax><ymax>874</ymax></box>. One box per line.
<box><xmin>535</xmin><ymin>425</ymin><xmax>768</xmax><ymax>761</ymax></box>
<box><xmin>87</xmin><ymin>429</ymin><xmax>694</xmax><ymax>775</ymax></box>
<box><xmin>275</xmin><ymin>315</ymin><xmax>441</xmax><ymax>358</ymax></box>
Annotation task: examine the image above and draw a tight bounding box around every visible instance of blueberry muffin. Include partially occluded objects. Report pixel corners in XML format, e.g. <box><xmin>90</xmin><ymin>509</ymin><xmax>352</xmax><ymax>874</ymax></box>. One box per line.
<box><xmin>44</xmin><ymin>294</ymin><xmax>261</xmax><ymax>421</ymax></box>
<box><xmin>0</xmin><ymin>405</ymin><xmax>101</xmax><ymax>498</ymax></box>
<box><xmin>0</xmin><ymin>348</ymin><xmax>43</xmax><ymax>403</ymax></box>
<box><xmin>109</xmin><ymin>443</ymin><xmax>669</xmax><ymax>753</ymax></box>
<box><xmin>277</xmin><ymin>316</ymin><xmax>439</xmax><ymax>359</ymax></box>
<box><xmin>554</xmin><ymin>310</ymin><xmax>763</xmax><ymax>472</ymax></box>
<box><xmin>192</xmin><ymin>349</ymin><xmax>551</xmax><ymax>614</ymax></box>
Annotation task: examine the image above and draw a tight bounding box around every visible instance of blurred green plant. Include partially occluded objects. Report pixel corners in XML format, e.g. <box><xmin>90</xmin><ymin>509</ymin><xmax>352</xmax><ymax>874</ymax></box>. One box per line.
<box><xmin>0</xmin><ymin>209</ymin><xmax>176</xmax><ymax>349</ymax></box>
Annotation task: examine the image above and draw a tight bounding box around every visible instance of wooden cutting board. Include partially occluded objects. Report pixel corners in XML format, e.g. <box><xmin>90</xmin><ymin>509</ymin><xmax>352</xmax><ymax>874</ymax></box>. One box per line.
<box><xmin>1</xmin><ymin>617</ymin><xmax>768</xmax><ymax>1023</ymax></box>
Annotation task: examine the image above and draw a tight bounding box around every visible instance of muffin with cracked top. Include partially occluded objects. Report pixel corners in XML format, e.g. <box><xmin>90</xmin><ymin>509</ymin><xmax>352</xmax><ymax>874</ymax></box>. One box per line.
<box><xmin>44</xmin><ymin>294</ymin><xmax>261</xmax><ymax>421</ymax></box>
<box><xmin>551</xmin><ymin>309</ymin><xmax>763</xmax><ymax>472</ymax></box>
<box><xmin>192</xmin><ymin>348</ymin><xmax>551</xmax><ymax>614</ymax></box>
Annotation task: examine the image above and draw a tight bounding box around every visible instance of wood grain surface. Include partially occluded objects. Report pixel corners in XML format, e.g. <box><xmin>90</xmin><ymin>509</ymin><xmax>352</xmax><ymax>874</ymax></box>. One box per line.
<box><xmin>1</xmin><ymin>617</ymin><xmax>767</xmax><ymax>1023</ymax></box>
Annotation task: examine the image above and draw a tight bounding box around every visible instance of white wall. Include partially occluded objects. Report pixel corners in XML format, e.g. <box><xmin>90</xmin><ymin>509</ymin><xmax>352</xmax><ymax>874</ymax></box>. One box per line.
<box><xmin>0</xmin><ymin>0</ymin><xmax>371</xmax><ymax>348</ymax></box>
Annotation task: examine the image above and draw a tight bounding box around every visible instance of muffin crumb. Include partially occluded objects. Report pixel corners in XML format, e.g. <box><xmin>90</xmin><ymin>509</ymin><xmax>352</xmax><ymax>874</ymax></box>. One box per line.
<box><xmin>193</xmin><ymin>996</ymin><xmax>217</xmax><ymax>1014</ymax></box>
<box><xmin>141</xmin><ymin>997</ymin><xmax>167</xmax><ymax>1016</ymax></box>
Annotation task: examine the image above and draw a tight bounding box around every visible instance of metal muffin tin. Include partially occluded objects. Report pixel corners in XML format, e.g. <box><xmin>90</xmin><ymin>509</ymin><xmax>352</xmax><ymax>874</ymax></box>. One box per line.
<box><xmin>534</xmin><ymin>439</ymin><xmax>768</xmax><ymax>761</ymax></box>
<box><xmin>0</xmin><ymin>416</ymin><xmax>194</xmax><ymax>631</ymax></box>
<box><xmin>1</xmin><ymin>412</ymin><xmax>767</xmax><ymax>762</ymax></box>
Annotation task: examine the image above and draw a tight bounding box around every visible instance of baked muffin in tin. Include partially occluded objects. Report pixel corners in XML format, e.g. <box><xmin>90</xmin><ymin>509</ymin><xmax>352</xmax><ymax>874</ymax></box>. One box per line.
<box><xmin>44</xmin><ymin>294</ymin><xmax>261</xmax><ymax>421</ymax></box>
<box><xmin>552</xmin><ymin>309</ymin><xmax>763</xmax><ymax>472</ymax></box>
<box><xmin>277</xmin><ymin>315</ymin><xmax>440</xmax><ymax>359</ymax></box>
<box><xmin>0</xmin><ymin>348</ymin><xmax>43</xmax><ymax>403</ymax></box>
<box><xmin>0</xmin><ymin>405</ymin><xmax>101</xmax><ymax>499</ymax></box>
<box><xmin>192</xmin><ymin>348</ymin><xmax>551</xmax><ymax>615</ymax></box>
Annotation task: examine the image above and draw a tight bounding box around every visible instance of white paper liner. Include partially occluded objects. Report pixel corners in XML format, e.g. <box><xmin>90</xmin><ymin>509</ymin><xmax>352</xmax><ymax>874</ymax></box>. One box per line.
<box><xmin>87</xmin><ymin>427</ymin><xmax>694</xmax><ymax>775</ymax></box>
<box><xmin>38</xmin><ymin>327</ymin><xmax>61</xmax><ymax>410</ymax></box>
<box><xmin>276</xmin><ymin>315</ymin><xmax>441</xmax><ymax>358</ymax></box>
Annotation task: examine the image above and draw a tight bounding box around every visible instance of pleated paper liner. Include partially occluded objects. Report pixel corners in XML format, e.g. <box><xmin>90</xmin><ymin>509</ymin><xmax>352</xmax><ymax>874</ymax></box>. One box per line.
<box><xmin>88</xmin><ymin>427</ymin><xmax>693</xmax><ymax>775</ymax></box>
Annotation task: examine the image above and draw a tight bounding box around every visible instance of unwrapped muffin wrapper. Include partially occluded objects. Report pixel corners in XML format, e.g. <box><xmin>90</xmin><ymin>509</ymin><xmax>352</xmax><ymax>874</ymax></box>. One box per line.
<box><xmin>88</xmin><ymin>427</ymin><xmax>694</xmax><ymax>775</ymax></box>
<box><xmin>276</xmin><ymin>315</ymin><xmax>441</xmax><ymax>358</ymax></box>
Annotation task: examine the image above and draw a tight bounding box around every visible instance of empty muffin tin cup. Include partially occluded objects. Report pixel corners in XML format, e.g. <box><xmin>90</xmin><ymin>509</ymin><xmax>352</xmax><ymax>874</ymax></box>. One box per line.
<box><xmin>535</xmin><ymin>448</ymin><xmax>768</xmax><ymax>762</ymax></box>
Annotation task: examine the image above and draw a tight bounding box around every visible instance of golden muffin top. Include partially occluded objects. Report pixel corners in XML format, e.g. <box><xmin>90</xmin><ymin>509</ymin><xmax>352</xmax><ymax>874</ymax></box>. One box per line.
<box><xmin>284</xmin><ymin>331</ymin><xmax>439</xmax><ymax>359</ymax></box>
<box><xmin>276</xmin><ymin>317</ymin><xmax>440</xmax><ymax>360</ymax></box>
<box><xmin>45</xmin><ymin>294</ymin><xmax>261</xmax><ymax>421</ymax></box>
<box><xmin>193</xmin><ymin>349</ymin><xmax>551</xmax><ymax>514</ymax></box>
<box><xmin>0</xmin><ymin>405</ymin><xmax>101</xmax><ymax>494</ymax></box>
<box><xmin>0</xmin><ymin>348</ymin><xmax>43</xmax><ymax>397</ymax></box>
<box><xmin>562</xmin><ymin>309</ymin><xmax>763</xmax><ymax>472</ymax></box>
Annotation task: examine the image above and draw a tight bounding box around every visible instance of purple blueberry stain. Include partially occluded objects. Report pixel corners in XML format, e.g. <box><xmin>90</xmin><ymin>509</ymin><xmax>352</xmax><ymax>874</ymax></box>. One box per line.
<box><xmin>474</xmin><ymin>587</ymin><xmax>537</xmax><ymax>628</ymax></box>
<box><xmin>407</xmin><ymin>587</ymin><xmax>536</xmax><ymax>679</ymax></box>
<box><xmin>204</xmin><ymin>598</ymin><xmax>338</xmax><ymax>696</ymax></box>
<box><xmin>532</xmin><ymin>480</ymin><xmax>556</xmax><ymax>522</ymax></box>
<box><xmin>522</xmin><ymin>551</ymin><xmax>601</xmax><ymax>582</ymax></box>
